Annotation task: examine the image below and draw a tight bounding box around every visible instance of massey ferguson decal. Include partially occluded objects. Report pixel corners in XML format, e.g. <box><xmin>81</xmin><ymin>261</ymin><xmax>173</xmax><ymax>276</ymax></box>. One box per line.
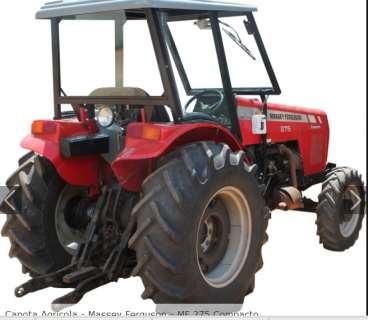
<box><xmin>238</xmin><ymin>106</ymin><xmax>308</xmax><ymax>123</ymax></box>
<box><xmin>268</xmin><ymin>111</ymin><xmax>308</xmax><ymax>122</ymax></box>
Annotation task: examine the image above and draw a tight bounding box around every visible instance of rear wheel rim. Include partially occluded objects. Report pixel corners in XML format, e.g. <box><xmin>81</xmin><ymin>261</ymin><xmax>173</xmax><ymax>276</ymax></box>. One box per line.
<box><xmin>196</xmin><ymin>186</ymin><xmax>252</xmax><ymax>288</ymax></box>
<box><xmin>339</xmin><ymin>186</ymin><xmax>361</xmax><ymax>238</ymax></box>
<box><xmin>54</xmin><ymin>185</ymin><xmax>89</xmax><ymax>255</ymax></box>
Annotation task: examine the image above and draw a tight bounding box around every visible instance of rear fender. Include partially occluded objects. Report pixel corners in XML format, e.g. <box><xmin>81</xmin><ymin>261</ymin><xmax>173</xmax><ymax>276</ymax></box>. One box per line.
<box><xmin>21</xmin><ymin>119</ymin><xmax>100</xmax><ymax>188</ymax></box>
<box><xmin>112</xmin><ymin>122</ymin><xmax>241</xmax><ymax>192</ymax></box>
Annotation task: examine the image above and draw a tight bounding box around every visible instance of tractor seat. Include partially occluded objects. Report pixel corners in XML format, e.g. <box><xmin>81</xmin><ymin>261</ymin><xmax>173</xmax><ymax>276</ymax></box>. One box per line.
<box><xmin>89</xmin><ymin>87</ymin><xmax>148</xmax><ymax>97</ymax></box>
<box><xmin>89</xmin><ymin>87</ymin><xmax>170</xmax><ymax>122</ymax></box>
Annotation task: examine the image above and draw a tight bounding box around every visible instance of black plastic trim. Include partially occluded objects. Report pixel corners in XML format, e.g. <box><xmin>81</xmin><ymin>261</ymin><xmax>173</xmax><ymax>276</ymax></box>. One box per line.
<box><xmin>61</xmin><ymin>134</ymin><xmax>109</xmax><ymax>158</ymax></box>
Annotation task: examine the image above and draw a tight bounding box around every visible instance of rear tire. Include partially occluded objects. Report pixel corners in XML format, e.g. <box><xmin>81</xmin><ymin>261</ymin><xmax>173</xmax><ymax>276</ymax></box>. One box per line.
<box><xmin>129</xmin><ymin>142</ymin><xmax>270</xmax><ymax>304</ymax></box>
<box><xmin>0</xmin><ymin>154</ymin><xmax>72</xmax><ymax>275</ymax></box>
<box><xmin>316</xmin><ymin>167</ymin><xmax>365</xmax><ymax>251</ymax></box>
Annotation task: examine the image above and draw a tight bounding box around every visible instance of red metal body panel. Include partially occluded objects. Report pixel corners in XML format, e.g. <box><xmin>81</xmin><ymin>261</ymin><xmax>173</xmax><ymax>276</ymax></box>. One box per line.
<box><xmin>20</xmin><ymin>98</ymin><xmax>329</xmax><ymax>192</ymax></box>
<box><xmin>112</xmin><ymin>122</ymin><xmax>241</xmax><ymax>192</ymax></box>
<box><xmin>236</xmin><ymin>97</ymin><xmax>329</xmax><ymax>176</ymax></box>
<box><xmin>21</xmin><ymin>119</ymin><xmax>101</xmax><ymax>187</ymax></box>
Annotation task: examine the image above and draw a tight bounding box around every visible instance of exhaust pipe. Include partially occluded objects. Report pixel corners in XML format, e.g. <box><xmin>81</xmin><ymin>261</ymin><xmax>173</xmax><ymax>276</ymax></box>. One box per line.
<box><xmin>277</xmin><ymin>144</ymin><xmax>299</xmax><ymax>188</ymax></box>
<box><xmin>273</xmin><ymin>144</ymin><xmax>303</xmax><ymax>210</ymax></box>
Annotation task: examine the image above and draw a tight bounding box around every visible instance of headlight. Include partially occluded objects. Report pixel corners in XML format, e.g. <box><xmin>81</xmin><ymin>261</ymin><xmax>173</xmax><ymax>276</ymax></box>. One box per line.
<box><xmin>97</xmin><ymin>106</ymin><xmax>114</xmax><ymax>127</ymax></box>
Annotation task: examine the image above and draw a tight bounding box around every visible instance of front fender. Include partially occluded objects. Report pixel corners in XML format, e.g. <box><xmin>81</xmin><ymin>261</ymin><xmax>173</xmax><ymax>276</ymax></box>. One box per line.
<box><xmin>21</xmin><ymin>120</ymin><xmax>100</xmax><ymax>187</ymax></box>
<box><xmin>112</xmin><ymin>122</ymin><xmax>241</xmax><ymax>192</ymax></box>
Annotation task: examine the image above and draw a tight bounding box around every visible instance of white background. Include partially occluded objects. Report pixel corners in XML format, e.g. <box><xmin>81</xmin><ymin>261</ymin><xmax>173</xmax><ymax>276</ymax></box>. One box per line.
<box><xmin>0</xmin><ymin>0</ymin><xmax>366</xmax><ymax>316</ymax></box>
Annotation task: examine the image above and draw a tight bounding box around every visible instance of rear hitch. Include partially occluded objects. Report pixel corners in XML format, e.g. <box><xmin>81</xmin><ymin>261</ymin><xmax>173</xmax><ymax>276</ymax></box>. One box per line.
<box><xmin>15</xmin><ymin>264</ymin><xmax>77</xmax><ymax>298</ymax></box>
<box><xmin>14</xmin><ymin>186</ymin><xmax>136</xmax><ymax>310</ymax></box>
<box><xmin>15</xmin><ymin>262</ymin><xmax>110</xmax><ymax>311</ymax></box>
<box><xmin>52</xmin><ymin>272</ymin><xmax>107</xmax><ymax>311</ymax></box>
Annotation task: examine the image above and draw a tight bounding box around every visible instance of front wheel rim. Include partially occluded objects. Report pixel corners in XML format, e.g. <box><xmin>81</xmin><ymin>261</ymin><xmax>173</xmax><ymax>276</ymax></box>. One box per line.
<box><xmin>196</xmin><ymin>186</ymin><xmax>252</xmax><ymax>288</ymax></box>
<box><xmin>339</xmin><ymin>186</ymin><xmax>362</xmax><ymax>238</ymax></box>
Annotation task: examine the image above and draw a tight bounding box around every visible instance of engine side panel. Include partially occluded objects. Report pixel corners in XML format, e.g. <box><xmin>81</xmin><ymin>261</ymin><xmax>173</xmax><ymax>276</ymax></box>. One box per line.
<box><xmin>237</xmin><ymin>97</ymin><xmax>329</xmax><ymax>176</ymax></box>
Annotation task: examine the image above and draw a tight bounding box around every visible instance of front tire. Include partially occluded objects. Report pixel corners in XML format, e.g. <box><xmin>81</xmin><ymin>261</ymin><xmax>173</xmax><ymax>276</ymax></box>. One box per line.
<box><xmin>129</xmin><ymin>142</ymin><xmax>270</xmax><ymax>304</ymax></box>
<box><xmin>316</xmin><ymin>167</ymin><xmax>365</xmax><ymax>251</ymax></box>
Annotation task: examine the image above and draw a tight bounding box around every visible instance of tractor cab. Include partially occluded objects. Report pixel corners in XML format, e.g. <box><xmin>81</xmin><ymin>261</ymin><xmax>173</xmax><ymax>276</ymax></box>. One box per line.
<box><xmin>38</xmin><ymin>0</ymin><xmax>280</xmax><ymax>139</ymax></box>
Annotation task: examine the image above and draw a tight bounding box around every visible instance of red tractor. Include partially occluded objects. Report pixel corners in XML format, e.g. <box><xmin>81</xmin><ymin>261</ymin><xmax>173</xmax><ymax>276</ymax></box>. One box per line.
<box><xmin>0</xmin><ymin>0</ymin><xmax>365</xmax><ymax>310</ymax></box>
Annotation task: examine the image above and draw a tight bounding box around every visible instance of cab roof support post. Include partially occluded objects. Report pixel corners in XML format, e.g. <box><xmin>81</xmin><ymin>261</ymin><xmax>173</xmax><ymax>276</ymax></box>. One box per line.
<box><xmin>145</xmin><ymin>9</ymin><xmax>182</xmax><ymax>122</ymax></box>
<box><xmin>51</xmin><ymin>18</ymin><xmax>62</xmax><ymax>119</ymax></box>
<box><xmin>115</xmin><ymin>14</ymin><xmax>126</xmax><ymax>88</ymax></box>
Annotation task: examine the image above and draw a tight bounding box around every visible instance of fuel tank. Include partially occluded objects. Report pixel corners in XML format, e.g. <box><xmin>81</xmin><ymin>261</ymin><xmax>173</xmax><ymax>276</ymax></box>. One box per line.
<box><xmin>236</xmin><ymin>97</ymin><xmax>329</xmax><ymax>176</ymax></box>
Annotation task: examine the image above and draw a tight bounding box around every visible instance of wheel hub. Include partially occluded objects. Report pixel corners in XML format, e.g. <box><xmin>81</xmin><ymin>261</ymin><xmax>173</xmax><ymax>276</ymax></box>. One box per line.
<box><xmin>198</xmin><ymin>199</ymin><xmax>230</xmax><ymax>274</ymax></box>
<box><xmin>196</xmin><ymin>186</ymin><xmax>252</xmax><ymax>288</ymax></box>
<box><xmin>200</xmin><ymin>217</ymin><xmax>215</xmax><ymax>253</ymax></box>
<box><xmin>55</xmin><ymin>185</ymin><xmax>94</xmax><ymax>255</ymax></box>
<box><xmin>64</xmin><ymin>197</ymin><xmax>94</xmax><ymax>230</ymax></box>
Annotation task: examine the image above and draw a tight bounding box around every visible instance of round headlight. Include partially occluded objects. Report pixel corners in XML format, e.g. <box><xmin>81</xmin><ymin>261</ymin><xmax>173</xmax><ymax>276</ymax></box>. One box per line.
<box><xmin>97</xmin><ymin>106</ymin><xmax>114</xmax><ymax>127</ymax></box>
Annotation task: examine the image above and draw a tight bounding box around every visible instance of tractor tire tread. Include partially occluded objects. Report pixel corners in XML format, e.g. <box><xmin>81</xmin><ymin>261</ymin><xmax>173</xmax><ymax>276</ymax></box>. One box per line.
<box><xmin>1</xmin><ymin>153</ymin><xmax>69</xmax><ymax>275</ymax></box>
<box><xmin>130</xmin><ymin>142</ymin><xmax>269</xmax><ymax>303</ymax></box>
<box><xmin>316</xmin><ymin>166</ymin><xmax>365</xmax><ymax>251</ymax></box>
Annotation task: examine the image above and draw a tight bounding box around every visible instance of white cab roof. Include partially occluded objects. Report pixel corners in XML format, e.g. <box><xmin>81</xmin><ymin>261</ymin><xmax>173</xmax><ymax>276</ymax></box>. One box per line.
<box><xmin>36</xmin><ymin>0</ymin><xmax>257</xmax><ymax>19</ymax></box>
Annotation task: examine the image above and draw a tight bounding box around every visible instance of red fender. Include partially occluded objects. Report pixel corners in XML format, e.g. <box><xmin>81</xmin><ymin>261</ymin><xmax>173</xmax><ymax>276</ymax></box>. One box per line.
<box><xmin>112</xmin><ymin>122</ymin><xmax>242</xmax><ymax>192</ymax></box>
<box><xmin>21</xmin><ymin>119</ymin><xmax>100</xmax><ymax>188</ymax></box>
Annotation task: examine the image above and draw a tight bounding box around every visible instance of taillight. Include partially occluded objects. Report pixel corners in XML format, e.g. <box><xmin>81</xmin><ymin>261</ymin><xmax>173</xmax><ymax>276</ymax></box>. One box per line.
<box><xmin>31</xmin><ymin>121</ymin><xmax>57</xmax><ymax>135</ymax></box>
<box><xmin>141</xmin><ymin>125</ymin><xmax>161</xmax><ymax>141</ymax></box>
<box><xmin>128</xmin><ymin>124</ymin><xmax>162</xmax><ymax>141</ymax></box>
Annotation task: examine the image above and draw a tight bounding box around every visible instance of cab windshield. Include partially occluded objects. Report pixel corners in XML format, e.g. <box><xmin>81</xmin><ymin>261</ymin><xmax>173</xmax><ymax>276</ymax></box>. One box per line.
<box><xmin>164</xmin><ymin>14</ymin><xmax>275</xmax><ymax>128</ymax></box>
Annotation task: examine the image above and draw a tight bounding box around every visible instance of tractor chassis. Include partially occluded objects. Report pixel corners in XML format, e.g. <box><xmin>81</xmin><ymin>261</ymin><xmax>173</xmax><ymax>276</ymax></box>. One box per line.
<box><xmin>14</xmin><ymin>187</ymin><xmax>136</xmax><ymax>310</ymax></box>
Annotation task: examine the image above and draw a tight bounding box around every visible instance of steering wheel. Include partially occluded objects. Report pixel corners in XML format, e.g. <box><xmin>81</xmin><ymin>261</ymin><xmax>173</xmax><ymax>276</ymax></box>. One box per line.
<box><xmin>184</xmin><ymin>90</ymin><xmax>224</xmax><ymax>114</ymax></box>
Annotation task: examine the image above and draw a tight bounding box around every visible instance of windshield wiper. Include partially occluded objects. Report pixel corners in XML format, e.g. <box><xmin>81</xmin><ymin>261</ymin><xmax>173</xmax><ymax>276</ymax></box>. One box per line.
<box><xmin>219</xmin><ymin>20</ymin><xmax>256</xmax><ymax>61</ymax></box>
